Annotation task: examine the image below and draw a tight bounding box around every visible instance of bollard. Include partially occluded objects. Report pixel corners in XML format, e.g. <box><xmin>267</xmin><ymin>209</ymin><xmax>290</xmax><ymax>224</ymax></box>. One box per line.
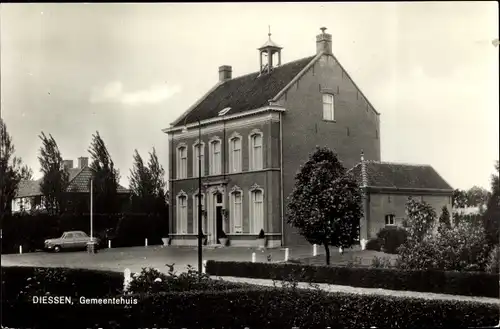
<box><xmin>202</xmin><ymin>260</ymin><xmax>207</xmax><ymax>274</ymax></box>
<box><xmin>361</xmin><ymin>239</ymin><xmax>367</xmax><ymax>251</ymax></box>
<box><xmin>284</xmin><ymin>248</ymin><xmax>289</xmax><ymax>262</ymax></box>
<box><xmin>108</xmin><ymin>240</ymin><xmax>111</xmax><ymax>249</ymax></box>
<box><xmin>19</xmin><ymin>245</ymin><xmax>22</xmax><ymax>254</ymax></box>
<box><xmin>339</xmin><ymin>246</ymin><xmax>343</xmax><ymax>254</ymax></box>
<box><xmin>145</xmin><ymin>238</ymin><xmax>148</xmax><ymax>247</ymax></box>
<box><xmin>313</xmin><ymin>244</ymin><xmax>317</xmax><ymax>256</ymax></box>
<box><xmin>252</xmin><ymin>252</ymin><xmax>256</xmax><ymax>263</ymax></box>
<box><xmin>123</xmin><ymin>268</ymin><xmax>131</xmax><ymax>292</ymax></box>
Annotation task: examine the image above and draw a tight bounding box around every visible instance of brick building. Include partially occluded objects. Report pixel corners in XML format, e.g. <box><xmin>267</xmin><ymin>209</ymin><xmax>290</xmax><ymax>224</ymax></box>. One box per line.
<box><xmin>163</xmin><ymin>27</ymin><xmax>451</xmax><ymax>247</ymax></box>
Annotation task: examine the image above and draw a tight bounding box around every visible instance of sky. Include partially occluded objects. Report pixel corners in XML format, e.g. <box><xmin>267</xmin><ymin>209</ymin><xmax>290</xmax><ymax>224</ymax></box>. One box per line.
<box><xmin>1</xmin><ymin>2</ymin><xmax>498</xmax><ymax>191</ymax></box>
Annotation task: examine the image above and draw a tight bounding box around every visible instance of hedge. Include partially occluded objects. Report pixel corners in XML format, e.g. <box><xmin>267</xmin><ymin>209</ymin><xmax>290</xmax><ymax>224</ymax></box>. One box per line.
<box><xmin>205</xmin><ymin>260</ymin><xmax>500</xmax><ymax>298</ymax></box>
<box><xmin>2</xmin><ymin>287</ymin><xmax>498</xmax><ymax>328</ymax></box>
<box><xmin>1</xmin><ymin>212</ymin><xmax>167</xmax><ymax>253</ymax></box>
<box><xmin>1</xmin><ymin>266</ymin><xmax>124</xmax><ymax>301</ymax></box>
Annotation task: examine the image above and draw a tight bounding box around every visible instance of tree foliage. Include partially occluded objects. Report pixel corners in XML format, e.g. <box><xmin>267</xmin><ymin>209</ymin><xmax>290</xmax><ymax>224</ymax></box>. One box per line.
<box><xmin>287</xmin><ymin>147</ymin><xmax>362</xmax><ymax>265</ymax></box>
<box><xmin>452</xmin><ymin>189</ymin><xmax>468</xmax><ymax>208</ymax></box>
<box><xmin>0</xmin><ymin>119</ymin><xmax>31</xmax><ymax>219</ymax></box>
<box><xmin>38</xmin><ymin>132</ymin><xmax>69</xmax><ymax>215</ymax></box>
<box><xmin>88</xmin><ymin>131</ymin><xmax>120</xmax><ymax>214</ymax></box>
<box><xmin>482</xmin><ymin>161</ymin><xmax>499</xmax><ymax>246</ymax></box>
<box><xmin>129</xmin><ymin>148</ymin><xmax>168</xmax><ymax>215</ymax></box>
<box><xmin>402</xmin><ymin>197</ymin><xmax>436</xmax><ymax>243</ymax></box>
<box><xmin>438</xmin><ymin>205</ymin><xmax>451</xmax><ymax>229</ymax></box>
<box><xmin>466</xmin><ymin>186</ymin><xmax>491</xmax><ymax>208</ymax></box>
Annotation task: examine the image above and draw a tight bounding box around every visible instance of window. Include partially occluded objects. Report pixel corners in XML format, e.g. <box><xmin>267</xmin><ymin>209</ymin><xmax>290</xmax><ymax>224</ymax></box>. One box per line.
<box><xmin>176</xmin><ymin>194</ymin><xmax>188</xmax><ymax>234</ymax></box>
<box><xmin>231</xmin><ymin>191</ymin><xmax>243</xmax><ymax>233</ymax></box>
<box><xmin>249</xmin><ymin>133</ymin><xmax>263</xmax><ymax>170</ymax></box>
<box><xmin>192</xmin><ymin>193</ymin><xmax>205</xmax><ymax>234</ymax></box>
<box><xmin>388</xmin><ymin>195</ymin><xmax>392</xmax><ymax>203</ymax></box>
<box><xmin>176</xmin><ymin>145</ymin><xmax>188</xmax><ymax>179</ymax></box>
<box><xmin>210</xmin><ymin>140</ymin><xmax>221</xmax><ymax>175</ymax></box>
<box><xmin>193</xmin><ymin>142</ymin><xmax>205</xmax><ymax>177</ymax></box>
<box><xmin>322</xmin><ymin>93</ymin><xmax>335</xmax><ymax>121</ymax></box>
<box><xmin>385</xmin><ymin>214</ymin><xmax>395</xmax><ymax>226</ymax></box>
<box><xmin>229</xmin><ymin>137</ymin><xmax>242</xmax><ymax>173</ymax></box>
<box><xmin>250</xmin><ymin>189</ymin><xmax>264</xmax><ymax>234</ymax></box>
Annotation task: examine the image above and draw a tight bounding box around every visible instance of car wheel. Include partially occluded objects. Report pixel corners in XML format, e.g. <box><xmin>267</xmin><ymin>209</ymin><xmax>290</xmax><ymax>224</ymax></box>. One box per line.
<box><xmin>54</xmin><ymin>245</ymin><xmax>61</xmax><ymax>252</ymax></box>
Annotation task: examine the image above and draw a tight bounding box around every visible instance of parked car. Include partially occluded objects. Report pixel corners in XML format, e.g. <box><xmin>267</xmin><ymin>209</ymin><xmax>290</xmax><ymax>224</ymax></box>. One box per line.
<box><xmin>44</xmin><ymin>231</ymin><xmax>100</xmax><ymax>252</ymax></box>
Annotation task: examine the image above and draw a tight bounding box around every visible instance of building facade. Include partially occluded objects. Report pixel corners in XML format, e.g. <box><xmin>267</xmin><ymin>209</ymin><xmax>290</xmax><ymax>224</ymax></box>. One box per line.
<box><xmin>164</xmin><ymin>27</ymin><xmax>383</xmax><ymax>247</ymax></box>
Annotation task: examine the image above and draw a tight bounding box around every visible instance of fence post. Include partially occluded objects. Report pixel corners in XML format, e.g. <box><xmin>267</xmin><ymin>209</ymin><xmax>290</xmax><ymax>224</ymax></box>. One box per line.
<box><xmin>19</xmin><ymin>245</ymin><xmax>22</xmax><ymax>254</ymax></box>
<box><xmin>145</xmin><ymin>238</ymin><xmax>148</xmax><ymax>247</ymax></box>
<box><xmin>123</xmin><ymin>268</ymin><xmax>131</xmax><ymax>292</ymax></box>
<box><xmin>339</xmin><ymin>246</ymin><xmax>343</xmax><ymax>254</ymax></box>
<box><xmin>313</xmin><ymin>244</ymin><xmax>317</xmax><ymax>256</ymax></box>
<box><xmin>361</xmin><ymin>239</ymin><xmax>367</xmax><ymax>250</ymax></box>
<box><xmin>202</xmin><ymin>260</ymin><xmax>207</xmax><ymax>274</ymax></box>
<box><xmin>108</xmin><ymin>240</ymin><xmax>111</xmax><ymax>249</ymax></box>
<box><xmin>284</xmin><ymin>248</ymin><xmax>289</xmax><ymax>262</ymax></box>
<box><xmin>252</xmin><ymin>252</ymin><xmax>256</xmax><ymax>263</ymax></box>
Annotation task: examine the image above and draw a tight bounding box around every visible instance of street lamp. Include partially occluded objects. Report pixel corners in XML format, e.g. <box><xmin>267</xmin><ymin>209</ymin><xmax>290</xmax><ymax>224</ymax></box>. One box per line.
<box><xmin>182</xmin><ymin>117</ymin><xmax>203</xmax><ymax>278</ymax></box>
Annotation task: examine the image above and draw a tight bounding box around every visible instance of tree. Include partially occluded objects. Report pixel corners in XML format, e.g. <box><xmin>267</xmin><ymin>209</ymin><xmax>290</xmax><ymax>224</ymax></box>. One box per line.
<box><xmin>287</xmin><ymin>147</ymin><xmax>362</xmax><ymax>265</ymax></box>
<box><xmin>482</xmin><ymin>161</ymin><xmax>500</xmax><ymax>247</ymax></box>
<box><xmin>452</xmin><ymin>189</ymin><xmax>468</xmax><ymax>208</ymax></box>
<box><xmin>438</xmin><ymin>205</ymin><xmax>451</xmax><ymax>229</ymax></box>
<box><xmin>0</xmin><ymin>119</ymin><xmax>31</xmax><ymax>219</ymax></box>
<box><xmin>129</xmin><ymin>148</ymin><xmax>168</xmax><ymax>215</ymax></box>
<box><xmin>466</xmin><ymin>186</ymin><xmax>491</xmax><ymax>208</ymax></box>
<box><xmin>402</xmin><ymin>197</ymin><xmax>436</xmax><ymax>243</ymax></box>
<box><xmin>88</xmin><ymin>131</ymin><xmax>120</xmax><ymax>215</ymax></box>
<box><xmin>38</xmin><ymin>132</ymin><xmax>69</xmax><ymax>215</ymax></box>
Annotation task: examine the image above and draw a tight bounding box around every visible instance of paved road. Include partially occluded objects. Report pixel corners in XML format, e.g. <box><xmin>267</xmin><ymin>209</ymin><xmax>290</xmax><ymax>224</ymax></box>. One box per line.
<box><xmin>1</xmin><ymin>245</ymin><xmax>316</xmax><ymax>274</ymax></box>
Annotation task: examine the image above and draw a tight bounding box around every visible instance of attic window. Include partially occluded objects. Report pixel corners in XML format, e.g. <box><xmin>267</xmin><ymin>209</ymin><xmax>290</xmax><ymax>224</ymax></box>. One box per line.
<box><xmin>218</xmin><ymin>107</ymin><xmax>231</xmax><ymax>116</ymax></box>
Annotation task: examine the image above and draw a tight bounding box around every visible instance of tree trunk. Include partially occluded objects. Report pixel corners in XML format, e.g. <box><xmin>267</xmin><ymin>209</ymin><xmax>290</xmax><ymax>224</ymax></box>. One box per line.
<box><xmin>324</xmin><ymin>243</ymin><xmax>330</xmax><ymax>265</ymax></box>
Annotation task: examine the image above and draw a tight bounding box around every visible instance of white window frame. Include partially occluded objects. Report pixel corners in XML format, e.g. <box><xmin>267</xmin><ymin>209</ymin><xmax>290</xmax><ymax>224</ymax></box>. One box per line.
<box><xmin>176</xmin><ymin>144</ymin><xmax>188</xmax><ymax>179</ymax></box>
<box><xmin>322</xmin><ymin>93</ymin><xmax>335</xmax><ymax>121</ymax></box>
<box><xmin>192</xmin><ymin>140</ymin><xmax>205</xmax><ymax>178</ymax></box>
<box><xmin>192</xmin><ymin>193</ymin><xmax>205</xmax><ymax>235</ymax></box>
<box><xmin>230</xmin><ymin>186</ymin><xmax>243</xmax><ymax>234</ymax></box>
<box><xmin>209</xmin><ymin>137</ymin><xmax>222</xmax><ymax>175</ymax></box>
<box><xmin>229</xmin><ymin>133</ymin><xmax>242</xmax><ymax>173</ymax></box>
<box><xmin>176</xmin><ymin>191</ymin><xmax>188</xmax><ymax>234</ymax></box>
<box><xmin>385</xmin><ymin>214</ymin><xmax>396</xmax><ymax>226</ymax></box>
<box><xmin>249</xmin><ymin>186</ymin><xmax>264</xmax><ymax>234</ymax></box>
<box><xmin>249</xmin><ymin>130</ymin><xmax>263</xmax><ymax>171</ymax></box>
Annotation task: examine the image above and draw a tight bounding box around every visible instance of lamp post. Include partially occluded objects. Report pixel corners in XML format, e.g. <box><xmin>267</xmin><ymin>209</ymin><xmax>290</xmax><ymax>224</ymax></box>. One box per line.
<box><xmin>182</xmin><ymin>117</ymin><xmax>203</xmax><ymax>278</ymax></box>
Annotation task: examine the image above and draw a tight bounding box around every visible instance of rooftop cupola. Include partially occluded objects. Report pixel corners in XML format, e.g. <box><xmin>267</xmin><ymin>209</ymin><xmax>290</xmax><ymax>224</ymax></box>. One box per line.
<box><xmin>258</xmin><ymin>26</ymin><xmax>283</xmax><ymax>75</ymax></box>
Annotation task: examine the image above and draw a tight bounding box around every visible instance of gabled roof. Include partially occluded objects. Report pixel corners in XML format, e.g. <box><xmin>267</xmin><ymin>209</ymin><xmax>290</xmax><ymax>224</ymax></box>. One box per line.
<box><xmin>174</xmin><ymin>55</ymin><xmax>317</xmax><ymax>127</ymax></box>
<box><xmin>15</xmin><ymin>167</ymin><xmax>129</xmax><ymax>198</ymax></box>
<box><xmin>348</xmin><ymin>161</ymin><xmax>453</xmax><ymax>191</ymax></box>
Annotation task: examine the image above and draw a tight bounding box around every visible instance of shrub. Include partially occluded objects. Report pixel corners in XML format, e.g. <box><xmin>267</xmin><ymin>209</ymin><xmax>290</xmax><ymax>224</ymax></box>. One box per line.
<box><xmin>486</xmin><ymin>246</ymin><xmax>500</xmax><ymax>274</ymax></box>
<box><xmin>365</xmin><ymin>238</ymin><xmax>381</xmax><ymax>251</ymax></box>
<box><xmin>398</xmin><ymin>220</ymin><xmax>491</xmax><ymax>272</ymax></box>
<box><xmin>376</xmin><ymin>227</ymin><xmax>408</xmax><ymax>254</ymax></box>
<box><xmin>206</xmin><ymin>260</ymin><xmax>499</xmax><ymax>298</ymax></box>
<box><xmin>371</xmin><ymin>256</ymin><xmax>393</xmax><ymax>268</ymax></box>
<box><xmin>2</xmin><ymin>287</ymin><xmax>498</xmax><ymax>328</ymax></box>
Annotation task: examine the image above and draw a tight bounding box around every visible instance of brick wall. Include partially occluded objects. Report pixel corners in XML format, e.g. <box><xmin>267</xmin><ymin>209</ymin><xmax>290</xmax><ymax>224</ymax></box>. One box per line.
<box><xmin>277</xmin><ymin>54</ymin><xmax>381</xmax><ymax>246</ymax></box>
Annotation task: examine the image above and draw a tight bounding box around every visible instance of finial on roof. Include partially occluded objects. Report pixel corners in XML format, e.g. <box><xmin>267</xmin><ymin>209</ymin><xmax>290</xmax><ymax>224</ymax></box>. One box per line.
<box><xmin>268</xmin><ymin>25</ymin><xmax>271</xmax><ymax>38</ymax></box>
<box><xmin>320</xmin><ymin>27</ymin><xmax>327</xmax><ymax>34</ymax></box>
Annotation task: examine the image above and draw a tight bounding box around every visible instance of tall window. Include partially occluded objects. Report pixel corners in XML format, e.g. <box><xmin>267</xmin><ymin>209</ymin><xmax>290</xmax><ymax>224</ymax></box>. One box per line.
<box><xmin>322</xmin><ymin>93</ymin><xmax>335</xmax><ymax>121</ymax></box>
<box><xmin>176</xmin><ymin>194</ymin><xmax>188</xmax><ymax>234</ymax></box>
<box><xmin>193</xmin><ymin>193</ymin><xmax>205</xmax><ymax>234</ymax></box>
<box><xmin>210</xmin><ymin>140</ymin><xmax>221</xmax><ymax>175</ymax></box>
<box><xmin>249</xmin><ymin>133</ymin><xmax>263</xmax><ymax>170</ymax></box>
<box><xmin>229</xmin><ymin>137</ymin><xmax>242</xmax><ymax>173</ymax></box>
<box><xmin>230</xmin><ymin>190</ymin><xmax>243</xmax><ymax>233</ymax></box>
<box><xmin>193</xmin><ymin>142</ymin><xmax>205</xmax><ymax>177</ymax></box>
<box><xmin>250</xmin><ymin>189</ymin><xmax>264</xmax><ymax>234</ymax></box>
<box><xmin>385</xmin><ymin>214</ymin><xmax>395</xmax><ymax>226</ymax></box>
<box><xmin>176</xmin><ymin>146</ymin><xmax>187</xmax><ymax>179</ymax></box>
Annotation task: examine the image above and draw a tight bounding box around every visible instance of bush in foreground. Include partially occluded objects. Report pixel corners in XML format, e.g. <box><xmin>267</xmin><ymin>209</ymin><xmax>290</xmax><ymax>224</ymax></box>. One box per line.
<box><xmin>206</xmin><ymin>260</ymin><xmax>499</xmax><ymax>298</ymax></box>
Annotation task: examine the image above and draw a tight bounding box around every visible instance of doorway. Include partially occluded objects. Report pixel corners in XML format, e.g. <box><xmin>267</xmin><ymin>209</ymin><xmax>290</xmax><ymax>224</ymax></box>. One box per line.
<box><xmin>214</xmin><ymin>192</ymin><xmax>223</xmax><ymax>244</ymax></box>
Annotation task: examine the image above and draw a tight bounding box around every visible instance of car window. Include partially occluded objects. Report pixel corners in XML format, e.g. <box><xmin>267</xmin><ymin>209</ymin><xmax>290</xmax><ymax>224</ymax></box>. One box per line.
<box><xmin>64</xmin><ymin>233</ymin><xmax>74</xmax><ymax>239</ymax></box>
<box><xmin>76</xmin><ymin>232</ymin><xmax>87</xmax><ymax>238</ymax></box>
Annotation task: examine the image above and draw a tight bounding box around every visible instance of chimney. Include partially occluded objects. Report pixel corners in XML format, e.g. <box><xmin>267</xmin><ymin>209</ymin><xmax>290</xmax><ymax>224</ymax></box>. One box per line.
<box><xmin>316</xmin><ymin>27</ymin><xmax>332</xmax><ymax>55</ymax></box>
<box><xmin>63</xmin><ymin>160</ymin><xmax>73</xmax><ymax>170</ymax></box>
<box><xmin>218</xmin><ymin>65</ymin><xmax>232</xmax><ymax>82</ymax></box>
<box><xmin>78</xmin><ymin>157</ymin><xmax>89</xmax><ymax>169</ymax></box>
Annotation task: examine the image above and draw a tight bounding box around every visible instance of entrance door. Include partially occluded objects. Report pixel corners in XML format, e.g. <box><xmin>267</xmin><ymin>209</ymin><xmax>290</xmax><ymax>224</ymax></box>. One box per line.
<box><xmin>215</xmin><ymin>206</ymin><xmax>223</xmax><ymax>244</ymax></box>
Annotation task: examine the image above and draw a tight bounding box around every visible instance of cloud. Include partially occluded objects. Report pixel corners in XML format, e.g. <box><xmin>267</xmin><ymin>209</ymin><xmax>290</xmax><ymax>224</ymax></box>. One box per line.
<box><xmin>90</xmin><ymin>81</ymin><xmax>181</xmax><ymax>106</ymax></box>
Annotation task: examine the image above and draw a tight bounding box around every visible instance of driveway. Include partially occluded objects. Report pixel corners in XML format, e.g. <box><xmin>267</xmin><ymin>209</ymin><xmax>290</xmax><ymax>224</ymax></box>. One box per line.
<box><xmin>1</xmin><ymin>245</ymin><xmax>317</xmax><ymax>274</ymax></box>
